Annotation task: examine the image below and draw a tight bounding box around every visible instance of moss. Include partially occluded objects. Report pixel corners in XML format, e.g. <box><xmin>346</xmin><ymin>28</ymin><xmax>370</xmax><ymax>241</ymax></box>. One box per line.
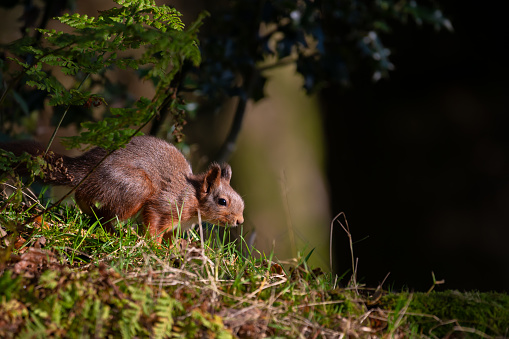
<box><xmin>379</xmin><ymin>291</ymin><xmax>509</xmax><ymax>337</ymax></box>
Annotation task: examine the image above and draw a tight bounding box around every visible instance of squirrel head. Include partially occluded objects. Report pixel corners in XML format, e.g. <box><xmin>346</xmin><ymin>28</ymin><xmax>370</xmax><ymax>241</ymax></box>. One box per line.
<box><xmin>194</xmin><ymin>163</ymin><xmax>245</xmax><ymax>227</ymax></box>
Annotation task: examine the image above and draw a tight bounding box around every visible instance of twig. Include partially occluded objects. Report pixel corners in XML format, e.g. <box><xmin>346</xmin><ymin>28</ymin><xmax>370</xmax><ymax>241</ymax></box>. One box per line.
<box><xmin>45</xmin><ymin>73</ymin><xmax>91</xmax><ymax>153</ymax></box>
<box><xmin>1</xmin><ymin>183</ymin><xmax>44</xmax><ymax>208</ymax></box>
<box><xmin>295</xmin><ymin>300</ymin><xmax>344</xmax><ymax>308</ymax></box>
<box><xmin>280</xmin><ymin>170</ymin><xmax>297</xmax><ymax>258</ymax></box>
<box><xmin>215</xmin><ymin>67</ymin><xmax>259</xmax><ymax>163</ymax></box>
<box><xmin>449</xmin><ymin>326</ymin><xmax>491</xmax><ymax>338</ymax></box>
<box><xmin>330</xmin><ymin>212</ymin><xmax>358</xmax><ymax>293</ymax></box>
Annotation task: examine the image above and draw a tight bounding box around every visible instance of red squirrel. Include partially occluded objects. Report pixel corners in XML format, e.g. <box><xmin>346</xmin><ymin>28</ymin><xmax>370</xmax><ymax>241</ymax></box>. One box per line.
<box><xmin>0</xmin><ymin>136</ymin><xmax>245</xmax><ymax>243</ymax></box>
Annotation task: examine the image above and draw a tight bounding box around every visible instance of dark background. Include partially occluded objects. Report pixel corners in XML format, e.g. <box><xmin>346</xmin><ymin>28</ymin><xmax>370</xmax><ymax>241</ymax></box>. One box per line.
<box><xmin>324</xmin><ymin>1</ymin><xmax>509</xmax><ymax>291</ymax></box>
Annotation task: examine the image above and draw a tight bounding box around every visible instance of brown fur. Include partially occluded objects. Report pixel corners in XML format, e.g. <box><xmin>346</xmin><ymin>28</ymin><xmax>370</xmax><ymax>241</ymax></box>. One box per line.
<box><xmin>1</xmin><ymin>136</ymin><xmax>245</xmax><ymax>243</ymax></box>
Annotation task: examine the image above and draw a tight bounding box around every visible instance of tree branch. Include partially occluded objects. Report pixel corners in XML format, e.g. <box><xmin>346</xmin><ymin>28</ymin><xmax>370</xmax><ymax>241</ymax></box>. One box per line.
<box><xmin>214</xmin><ymin>67</ymin><xmax>259</xmax><ymax>163</ymax></box>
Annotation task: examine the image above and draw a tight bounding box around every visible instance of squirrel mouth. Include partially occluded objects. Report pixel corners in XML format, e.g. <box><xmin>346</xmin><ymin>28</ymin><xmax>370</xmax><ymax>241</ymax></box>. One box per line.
<box><xmin>212</xmin><ymin>220</ymin><xmax>240</xmax><ymax>227</ymax></box>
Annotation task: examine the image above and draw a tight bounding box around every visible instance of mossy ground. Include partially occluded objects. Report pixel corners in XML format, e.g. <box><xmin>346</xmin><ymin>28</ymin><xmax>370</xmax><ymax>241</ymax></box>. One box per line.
<box><xmin>379</xmin><ymin>291</ymin><xmax>509</xmax><ymax>338</ymax></box>
<box><xmin>1</xmin><ymin>196</ymin><xmax>508</xmax><ymax>338</ymax></box>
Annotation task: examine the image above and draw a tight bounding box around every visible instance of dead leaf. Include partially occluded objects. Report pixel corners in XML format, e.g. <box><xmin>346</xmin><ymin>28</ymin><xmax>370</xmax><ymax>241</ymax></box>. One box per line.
<box><xmin>12</xmin><ymin>247</ymin><xmax>59</xmax><ymax>277</ymax></box>
<box><xmin>14</xmin><ymin>236</ymin><xmax>26</xmax><ymax>250</ymax></box>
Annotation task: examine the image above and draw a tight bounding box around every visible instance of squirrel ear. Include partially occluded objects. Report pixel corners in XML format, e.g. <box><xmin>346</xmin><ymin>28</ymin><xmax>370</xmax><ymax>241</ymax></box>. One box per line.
<box><xmin>203</xmin><ymin>163</ymin><xmax>221</xmax><ymax>193</ymax></box>
<box><xmin>220</xmin><ymin>163</ymin><xmax>232</xmax><ymax>183</ymax></box>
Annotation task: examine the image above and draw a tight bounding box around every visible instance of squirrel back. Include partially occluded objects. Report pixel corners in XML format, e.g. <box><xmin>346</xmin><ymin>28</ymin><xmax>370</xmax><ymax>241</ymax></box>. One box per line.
<box><xmin>1</xmin><ymin>136</ymin><xmax>245</xmax><ymax>242</ymax></box>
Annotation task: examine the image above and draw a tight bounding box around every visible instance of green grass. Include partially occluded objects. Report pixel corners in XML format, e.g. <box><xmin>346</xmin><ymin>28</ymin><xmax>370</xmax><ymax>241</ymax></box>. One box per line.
<box><xmin>1</xmin><ymin>192</ymin><xmax>508</xmax><ymax>338</ymax></box>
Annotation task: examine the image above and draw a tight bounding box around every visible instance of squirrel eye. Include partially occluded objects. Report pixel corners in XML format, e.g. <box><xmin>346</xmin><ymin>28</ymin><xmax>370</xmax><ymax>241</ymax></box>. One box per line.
<box><xmin>218</xmin><ymin>198</ymin><xmax>227</xmax><ymax>206</ymax></box>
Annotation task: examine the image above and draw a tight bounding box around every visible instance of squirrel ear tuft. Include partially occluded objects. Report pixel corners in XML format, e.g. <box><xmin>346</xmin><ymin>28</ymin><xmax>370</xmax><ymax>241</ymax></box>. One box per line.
<box><xmin>203</xmin><ymin>163</ymin><xmax>221</xmax><ymax>193</ymax></box>
<box><xmin>220</xmin><ymin>163</ymin><xmax>232</xmax><ymax>183</ymax></box>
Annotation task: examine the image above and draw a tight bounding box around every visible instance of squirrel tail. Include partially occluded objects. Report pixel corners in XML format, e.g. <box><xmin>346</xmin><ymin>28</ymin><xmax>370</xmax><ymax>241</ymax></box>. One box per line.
<box><xmin>0</xmin><ymin>140</ymin><xmax>107</xmax><ymax>187</ymax></box>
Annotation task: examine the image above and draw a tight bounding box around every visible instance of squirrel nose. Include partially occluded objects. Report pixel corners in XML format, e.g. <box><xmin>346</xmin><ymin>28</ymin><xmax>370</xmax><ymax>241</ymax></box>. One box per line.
<box><xmin>237</xmin><ymin>216</ymin><xmax>244</xmax><ymax>225</ymax></box>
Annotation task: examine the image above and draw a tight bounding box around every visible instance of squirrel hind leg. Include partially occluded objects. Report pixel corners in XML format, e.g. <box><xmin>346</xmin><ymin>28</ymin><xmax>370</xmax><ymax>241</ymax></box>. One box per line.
<box><xmin>94</xmin><ymin>210</ymin><xmax>119</xmax><ymax>235</ymax></box>
<box><xmin>74</xmin><ymin>167</ymin><xmax>155</xmax><ymax>233</ymax></box>
<box><xmin>75</xmin><ymin>199</ymin><xmax>119</xmax><ymax>234</ymax></box>
<box><xmin>75</xmin><ymin>196</ymin><xmax>144</xmax><ymax>235</ymax></box>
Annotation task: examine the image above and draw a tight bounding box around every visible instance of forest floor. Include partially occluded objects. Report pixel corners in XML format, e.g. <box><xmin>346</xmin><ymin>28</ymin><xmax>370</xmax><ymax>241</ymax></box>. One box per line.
<box><xmin>1</xmin><ymin>198</ymin><xmax>508</xmax><ymax>338</ymax></box>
